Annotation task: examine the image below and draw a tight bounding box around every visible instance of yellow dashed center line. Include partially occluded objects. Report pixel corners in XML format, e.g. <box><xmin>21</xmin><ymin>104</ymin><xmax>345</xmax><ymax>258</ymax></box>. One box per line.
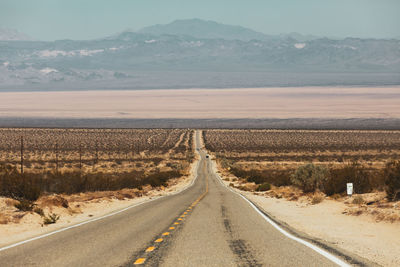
<box><xmin>145</xmin><ymin>246</ymin><xmax>155</xmax><ymax>252</ymax></box>
<box><xmin>133</xmin><ymin>155</ymin><xmax>210</xmax><ymax>265</ymax></box>
<box><xmin>134</xmin><ymin>258</ymin><xmax>146</xmax><ymax>265</ymax></box>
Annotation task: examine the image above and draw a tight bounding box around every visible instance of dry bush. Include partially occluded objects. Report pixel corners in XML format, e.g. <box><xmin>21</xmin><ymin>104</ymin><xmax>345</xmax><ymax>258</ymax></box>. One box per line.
<box><xmin>0</xmin><ymin>164</ymin><xmax>183</xmax><ymax>200</ymax></box>
<box><xmin>352</xmin><ymin>195</ymin><xmax>365</xmax><ymax>205</ymax></box>
<box><xmin>230</xmin><ymin>167</ymin><xmax>292</xmax><ymax>187</ymax></box>
<box><xmin>40</xmin><ymin>195</ymin><xmax>69</xmax><ymax>208</ymax></box>
<box><xmin>14</xmin><ymin>199</ymin><xmax>35</xmax><ymax>211</ymax></box>
<box><xmin>256</xmin><ymin>182</ymin><xmax>271</xmax><ymax>192</ymax></box>
<box><xmin>290</xmin><ymin>163</ymin><xmax>329</xmax><ymax>193</ymax></box>
<box><xmin>0</xmin><ymin>165</ymin><xmax>41</xmax><ymax>201</ymax></box>
<box><xmin>33</xmin><ymin>207</ymin><xmax>44</xmax><ymax>216</ymax></box>
<box><xmin>0</xmin><ymin>213</ymin><xmax>9</xmax><ymax>224</ymax></box>
<box><xmin>43</xmin><ymin>213</ymin><xmax>60</xmax><ymax>225</ymax></box>
<box><xmin>383</xmin><ymin>161</ymin><xmax>400</xmax><ymax>201</ymax></box>
<box><xmin>311</xmin><ymin>194</ymin><xmax>325</xmax><ymax>205</ymax></box>
<box><xmin>325</xmin><ymin>162</ymin><xmax>379</xmax><ymax>195</ymax></box>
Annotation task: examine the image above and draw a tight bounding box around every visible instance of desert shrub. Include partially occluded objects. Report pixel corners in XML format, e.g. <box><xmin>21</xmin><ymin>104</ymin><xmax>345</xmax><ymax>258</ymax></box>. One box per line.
<box><xmin>352</xmin><ymin>195</ymin><xmax>365</xmax><ymax>205</ymax></box>
<box><xmin>33</xmin><ymin>207</ymin><xmax>45</xmax><ymax>216</ymax></box>
<box><xmin>290</xmin><ymin>163</ymin><xmax>329</xmax><ymax>193</ymax></box>
<box><xmin>219</xmin><ymin>157</ymin><xmax>233</xmax><ymax>169</ymax></box>
<box><xmin>146</xmin><ymin>171</ymin><xmax>181</xmax><ymax>187</ymax></box>
<box><xmin>14</xmin><ymin>199</ymin><xmax>35</xmax><ymax>211</ymax></box>
<box><xmin>0</xmin><ymin>164</ymin><xmax>182</xmax><ymax>197</ymax></box>
<box><xmin>230</xmin><ymin>167</ymin><xmax>291</xmax><ymax>187</ymax></box>
<box><xmin>311</xmin><ymin>195</ymin><xmax>324</xmax><ymax>204</ymax></box>
<box><xmin>324</xmin><ymin>168</ymin><xmax>347</xmax><ymax>196</ymax></box>
<box><xmin>0</xmin><ymin>165</ymin><xmax>42</xmax><ymax>201</ymax></box>
<box><xmin>324</xmin><ymin>162</ymin><xmax>374</xmax><ymax>195</ymax></box>
<box><xmin>383</xmin><ymin>161</ymin><xmax>400</xmax><ymax>201</ymax></box>
<box><xmin>256</xmin><ymin>182</ymin><xmax>271</xmax><ymax>191</ymax></box>
<box><xmin>244</xmin><ymin>169</ymin><xmax>264</xmax><ymax>184</ymax></box>
<box><xmin>43</xmin><ymin>213</ymin><xmax>60</xmax><ymax>225</ymax></box>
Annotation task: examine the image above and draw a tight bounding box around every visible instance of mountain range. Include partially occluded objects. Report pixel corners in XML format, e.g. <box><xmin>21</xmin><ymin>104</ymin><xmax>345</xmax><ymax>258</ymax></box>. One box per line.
<box><xmin>0</xmin><ymin>27</ymin><xmax>33</xmax><ymax>41</ymax></box>
<box><xmin>0</xmin><ymin>19</ymin><xmax>399</xmax><ymax>90</ymax></box>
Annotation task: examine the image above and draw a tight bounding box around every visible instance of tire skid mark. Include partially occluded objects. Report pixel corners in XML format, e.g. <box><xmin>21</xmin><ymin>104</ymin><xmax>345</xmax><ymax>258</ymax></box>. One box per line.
<box><xmin>221</xmin><ymin>204</ymin><xmax>262</xmax><ymax>267</ymax></box>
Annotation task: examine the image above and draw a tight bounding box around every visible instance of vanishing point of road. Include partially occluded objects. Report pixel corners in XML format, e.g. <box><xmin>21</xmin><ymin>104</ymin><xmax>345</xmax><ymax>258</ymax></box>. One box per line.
<box><xmin>0</xmin><ymin>131</ymin><xmax>349</xmax><ymax>267</ymax></box>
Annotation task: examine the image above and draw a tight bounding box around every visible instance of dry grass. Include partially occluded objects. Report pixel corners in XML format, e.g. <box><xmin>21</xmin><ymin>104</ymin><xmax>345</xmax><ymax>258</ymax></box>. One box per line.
<box><xmin>0</xmin><ymin>128</ymin><xmax>195</xmax><ymax>206</ymax></box>
<box><xmin>205</xmin><ymin>130</ymin><xmax>400</xmax><ymax>168</ymax></box>
<box><xmin>311</xmin><ymin>194</ymin><xmax>325</xmax><ymax>205</ymax></box>
<box><xmin>0</xmin><ymin>128</ymin><xmax>194</xmax><ymax>174</ymax></box>
<box><xmin>343</xmin><ymin>200</ymin><xmax>400</xmax><ymax>223</ymax></box>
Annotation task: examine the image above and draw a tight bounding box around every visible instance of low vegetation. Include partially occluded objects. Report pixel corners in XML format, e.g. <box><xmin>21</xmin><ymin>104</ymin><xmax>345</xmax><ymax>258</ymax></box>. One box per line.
<box><xmin>384</xmin><ymin>161</ymin><xmax>400</xmax><ymax>201</ymax></box>
<box><xmin>207</xmin><ymin>129</ymin><xmax>400</xmax><ymax>203</ymax></box>
<box><xmin>0</xmin><ymin>128</ymin><xmax>195</xmax><ymax>205</ymax></box>
<box><xmin>224</xmin><ymin>162</ymin><xmax>396</xmax><ymax>197</ymax></box>
<box><xmin>290</xmin><ymin>163</ymin><xmax>329</xmax><ymax>193</ymax></box>
<box><xmin>256</xmin><ymin>182</ymin><xmax>271</xmax><ymax>192</ymax></box>
<box><xmin>43</xmin><ymin>213</ymin><xmax>60</xmax><ymax>225</ymax></box>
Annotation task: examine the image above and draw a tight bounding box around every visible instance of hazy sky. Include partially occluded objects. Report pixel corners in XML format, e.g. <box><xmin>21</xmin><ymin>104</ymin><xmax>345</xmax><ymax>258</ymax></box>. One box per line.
<box><xmin>1</xmin><ymin>0</ymin><xmax>399</xmax><ymax>41</ymax></box>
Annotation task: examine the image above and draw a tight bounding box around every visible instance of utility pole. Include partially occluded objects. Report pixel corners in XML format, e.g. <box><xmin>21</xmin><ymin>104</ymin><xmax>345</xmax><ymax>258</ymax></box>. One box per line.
<box><xmin>55</xmin><ymin>142</ymin><xmax>59</xmax><ymax>174</ymax></box>
<box><xmin>20</xmin><ymin>136</ymin><xmax>24</xmax><ymax>174</ymax></box>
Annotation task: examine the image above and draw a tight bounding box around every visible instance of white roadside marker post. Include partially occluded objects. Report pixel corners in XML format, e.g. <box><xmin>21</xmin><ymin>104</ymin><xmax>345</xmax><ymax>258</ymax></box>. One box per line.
<box><xmin>347</xmin><ymin>183</ymin><xmax>353</xmax><ymax>197</ymax></box>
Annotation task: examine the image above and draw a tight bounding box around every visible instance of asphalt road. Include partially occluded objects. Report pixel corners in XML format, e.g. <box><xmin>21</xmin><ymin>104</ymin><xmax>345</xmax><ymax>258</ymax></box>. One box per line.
<box><xmin>0</xmin><ymin>131</ymin><xmax>346</xmax><ymax>267</ymax></box>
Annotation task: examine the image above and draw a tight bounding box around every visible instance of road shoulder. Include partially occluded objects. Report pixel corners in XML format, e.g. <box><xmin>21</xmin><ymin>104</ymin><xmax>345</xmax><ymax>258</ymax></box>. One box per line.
<box><xmin>0</xmin><ymin>156</ymin><xmax>200</xmax><ymax>249</ymax></box>
<box><xmin>211</xmin><ymin>158</ymin><xmax>396</xmax><ymax>267</ymax></box>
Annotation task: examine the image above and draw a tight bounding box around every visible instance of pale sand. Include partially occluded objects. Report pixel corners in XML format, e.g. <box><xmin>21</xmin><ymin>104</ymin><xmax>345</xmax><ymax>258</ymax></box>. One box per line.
<box><xmin>212</xmin><ymin>160</ymin><xmax>400</xmax><ymax>267</ymax></box>
<box><xmin>0</xmin><ymin>87</ymin><xmax>399</xmax><ymax>119</ymax></box>
<box><xmin>0</xmin><ymin>157</ymin><xmax>199</xmax><ymax>248</ymax></box>
<box><xmin>244</xmin><ymin>193</ymin><xmax>400</xmax><ymax>267</ymax></box>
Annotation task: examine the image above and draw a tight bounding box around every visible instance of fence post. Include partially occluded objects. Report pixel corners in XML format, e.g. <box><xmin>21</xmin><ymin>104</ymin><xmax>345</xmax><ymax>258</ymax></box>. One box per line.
<box><xmin>55</xmin><ymin>142</ymin><xmax>59</xmax><ymax>174</ymax></box>
<box><xmin>20</xmin><ymin>136</ymin><xmax>24</xmax><ymax>174</ymax></box>
<box><xmin>79</xmin><ymin>143</ymin><xmax>82</xmax><ymax>170</ymax></box>
<box><xmin>95</xmin><ymin>142</ymin><xmax>98</xmax><ymax>163</ymax></box>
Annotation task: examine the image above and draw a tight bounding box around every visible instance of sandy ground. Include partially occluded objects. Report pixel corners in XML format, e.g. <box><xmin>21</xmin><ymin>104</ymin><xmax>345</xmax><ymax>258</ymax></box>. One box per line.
<box><xmin>244</xmin><ymin>193</ymin><xmax>400</xmax><ymax>267</ymax></box>
<box><xmin>212</xmin><ymin>159</ymin><xmax>400</xmax><ymax>267</ymax></box>
<box><xmin>0</xmin><ymin>158</ymin><xmax>199</xmax><ymax>248</ymax></box>
<box><xmin>0</xmin><ymin>87</ymin><xmax>399</xmax><ymax>119</ymax></box>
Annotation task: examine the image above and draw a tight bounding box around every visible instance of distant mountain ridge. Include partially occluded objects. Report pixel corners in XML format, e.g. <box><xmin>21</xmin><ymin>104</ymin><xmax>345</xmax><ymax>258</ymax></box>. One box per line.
<box><xmin>0</xmin><ymin>19</ymin><xmax>399</xmax><ymax>90</ymax></box>
<box><xmin>138</xmin><ymin>18</ymin><xmax>270</xmax><ymax>41</ymax></box>
<box><xmin>0</xmin><ymin>27</ymin><xmax>33</xmax><ymax>41</ymax></box>
<box><xmin>138</xmin><ymin>19</ymin><xmax>323</xmax><ymax>42</ymax></box>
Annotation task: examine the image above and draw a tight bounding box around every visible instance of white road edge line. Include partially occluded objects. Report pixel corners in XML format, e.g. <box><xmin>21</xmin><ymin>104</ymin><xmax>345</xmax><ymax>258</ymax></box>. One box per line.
<box><xmin>0</xmin><ymin>147</ymin><xmax>201</xmax><ymax>253</ymax></box>
<box><xmin>210</xmin><ymin>158</ymin><xmax>351</xmax><ymax>267</ymax></box>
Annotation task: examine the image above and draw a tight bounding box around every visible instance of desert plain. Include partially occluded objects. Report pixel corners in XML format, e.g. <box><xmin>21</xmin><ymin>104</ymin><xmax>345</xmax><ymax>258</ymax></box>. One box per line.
<box><xmin>0</xmin><ymin>87</ymin><xmax>399</xmax><ymax>119</ymax></box>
